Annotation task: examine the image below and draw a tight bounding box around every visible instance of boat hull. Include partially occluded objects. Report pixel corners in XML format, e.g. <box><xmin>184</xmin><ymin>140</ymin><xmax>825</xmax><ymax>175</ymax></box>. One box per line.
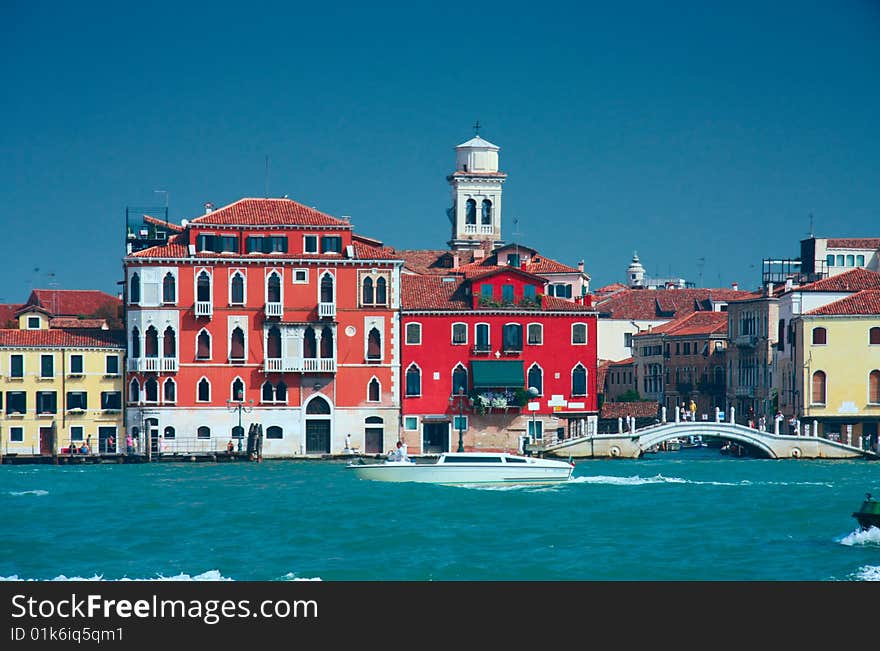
<box><xmin>852</xmin><ymin>498</ymin><xmax>880</xmax><ymax>530</ymax></box>
<box><xmin>349</xmin><ymin>459</ymin><xmax>573</xmax><ymax>484</ymax></box>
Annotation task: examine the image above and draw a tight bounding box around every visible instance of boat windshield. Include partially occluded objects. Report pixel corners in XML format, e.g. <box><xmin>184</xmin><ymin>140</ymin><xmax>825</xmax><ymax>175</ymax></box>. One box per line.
<box><xmin>442</xmin><ymin>455</ymin><xmax>504</xmax><ymax>464</ymax></box>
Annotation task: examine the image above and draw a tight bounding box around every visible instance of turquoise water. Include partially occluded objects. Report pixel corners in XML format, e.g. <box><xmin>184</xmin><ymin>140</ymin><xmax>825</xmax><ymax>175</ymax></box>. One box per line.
<box><xmin>1</xmin><ymin>449</ymin><xmax>878</xmax><ymax>581</ymax></box>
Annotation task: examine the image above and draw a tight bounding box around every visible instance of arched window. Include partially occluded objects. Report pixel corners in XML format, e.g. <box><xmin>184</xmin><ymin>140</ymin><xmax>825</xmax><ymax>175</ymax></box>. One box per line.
<box><xmin>376</xmin><ymin>277</ymin><xmax>387</xmax><ymax>305</ymax></box>
<box><xmin>452</xmin><ymin>364</ymin><xmax>468</xmax><ymax>395</ymax></box>
<box><xmin>196</xmin><ymin>271</ymin><xmax>211</xmax><ymax>302</ymax></box>
<box><xmin>812</xmin><ymin>370</ymin><xmax>826</xmax><ymax>405</ymax></box>
<box><xmin>275</xmin><ymin>380</ymin><xmax>287</xmax><ymax>402</ymax></box>
<box><xmin>196</xmin><ymin>329</ymin><xmax>211</xmax><ymax>359</ymax></box>
<box><xmin>481</xmin><ymin>199</ymin><xmax>492</xmax><ymax>225</ymax></box>
<box><xmin>162</xmin><ymin>272</ymin><xmax>176</xmax><ymax>303</ymax></box>
<box><xmin>230</xmin><ymin>326</ymin><xmax>245</xmax><ymax>361</ymax></box>
<box><xmin>362</xmin><ymin>276</ymin><xmax>374</xmax><ymax>305</ymax></box>
<box><xmin>572</xmin><ymin>323</ymin><xmax>588</xmax><ymax>345</ymax></box>
<box><xmin>367</xmin><ymin>327</ymin><xmax>381</xmax><ymax>362</ymax></box>
<box><xmin>870</xmin><ymin>327</ymin><xmax>880</xmax><ymax>345</ymax></box>
<box><xmin>144</xmin><ymin>326</ymin><xmax>159</xmax><ymax>358</ymax></box>
<box><xmin>812</xmin><ymin>327</ymin><xmax>827</xmax><ymax>345</ymax></box>
<box><xmin>465</xmin><ymin>199</ymin><xmax>477</xmax><ymax>225</ymax></box>
<box><xmin>131</xmin><ymin>327</ymin><xmax>141</xmax><ymax>358</ymax></box>
<box><xmin>306</xmin><ymin>396</ymin><xmax>331</xmax><ymax>414</ymax></box>
<box><xmin>267</xmin><ymin>326</ymin><xmax>281</xmax><ymax>359</ymax></box>
<box><xmin>163</xmin><ymin>426</ymin><xmax>175</xmax><ymax>439</ymax></box>
<box><xmin>572</xmin><ymin>364</ymin><xmax>587</xmax><ymax>396</ymax></box>
<box><xmin>452</xmin><ymin>323</ymin><xmax>467</xmax><ymax>345</ymax></box>
<box><xmin>197</xmin><ymin>426</ymin><xmax>211</xmax><ymax>439</ymax></box>
<box><xmin>320</xmin><ymin>326</ymin><xmax>334</xmax><ymax>358</ymax></box>
<box><xmin>266</xmin><ymin>426</ymin><xmax>283</xmax><ymax>439</ymax></box>
<box><xmin>197</xmin><ymin>377</ymin><xmax>210</xmax><ymax>403</ymax></box>
<box><xmin>303</xmin><ymin>327</ymin><xmax>317</xmax><ymax>358</ymax></box>
<box><xmin>232</xmin><ymin>425</ymin><xmax>244</xmax><ymax>440</ymax></box>
<box><xmin>163</xmin><ymin>378</ymin><xmax>176</xmax><ymax>403</ymax></box>
<box><xmin>163</xmin><ymin>327</ymin><xmax>176</xmax><ymax>357</ymax></box>
<box><xmin>231</xmin><ymin>377</ymin><xmax>245</xmax><ymax>402</ymax></box>
<box><xmin>267</xmin><ymin>271</ymin><xmax>281</xmax><ymax>303</ymax></box>
<box><xmin>405</xmin><ymin>322</ymin><xmax>421</xmax><ymax>345</ymax></box>
<box><xmin>231</xmin><ymin>272</ymin><xmax>245</xmax><ymax>304</ymax></box>
<box><xmin>502</xmin><ymin>324</ymin><xmax>523</xmax><ymax>352</ymax></box>
<box><xmin>129</xmin><ymin>273</ymin><xmax>141</xmax><ymax>304</ymax></box>
<box><xmin>405</xmin><ymin>365</ymin><xmax>421</xmax><ymax>396</ymax></box>
<box><xmin>475</xmin><ymin>323</ymin><xmax>490</xmax><ymax>352</ymax></box>
<box><xmin>528</xmin><ymin>364</ymin><xmax>543</xmax><ymax>395</ymax></box>
<box><xmin>368</xmin><ymin>377</ymin><xmax>380</xmax><ymax>402</ymax></box>
<box><xmin>869</xmin><ymin>370</ymin><xmax>880</xmax><ymax>405</ymax></box>
<box><xmin>262</xmin><ymin>381</ymin><xmax>274</xmax><ymax>402</ymax></box>
<box><xmin>144</xmin><ymin>377</ymin><xmax>158</xmax><ymax>403</ymax></box>
<box><xmin>129</xmin><ymin>379</ymin><xmax>140</xmax><ymax>403</ymax></box>
<box><xmin>320</xmin><ymin>273</ymin><xmax>334</xmax><ymax>303</ymax></box>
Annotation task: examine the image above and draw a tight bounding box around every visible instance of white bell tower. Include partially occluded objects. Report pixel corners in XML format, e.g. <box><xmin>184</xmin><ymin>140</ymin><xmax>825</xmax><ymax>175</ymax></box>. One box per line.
<box><xmin>447</xmin><ymin>125</ymin><xmax>506</xmax><ymax>250</ymax></box>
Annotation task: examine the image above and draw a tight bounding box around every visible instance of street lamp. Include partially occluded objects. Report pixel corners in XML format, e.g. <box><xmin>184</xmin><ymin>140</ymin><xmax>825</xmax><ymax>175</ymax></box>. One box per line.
<box><xmin>527</xmin><ymin>386</ymin><xmax>540</xmax><ymax>452</ymax></box>
<box><xmin>449</xmin><ymin>386</ymin><xmax>472</xmax><ymax>453</ymax></box>
<box><xmin>226</xmin><ymin>392</ymin><xmax>254</xmax><ymax>453</ymax></box>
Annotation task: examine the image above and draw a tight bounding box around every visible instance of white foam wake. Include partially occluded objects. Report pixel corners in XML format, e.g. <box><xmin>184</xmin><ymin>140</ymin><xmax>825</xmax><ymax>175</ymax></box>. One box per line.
<box><xmin>0</xmin><ymin>570</ymin><xmax>233</xmax><ymax>581</ymax></box>
<box><xmin>570</xmin><ymin>475</ymin><xmax>832</xmax><ymax>487</ymax></box>
<box><xmin>838</xmin><ymin>527</ymin><xmax>880</xmax><ymax>546</ymax></box>
<box><xmin>7</xmin><ymin>490</ymin><xmax>49</xmax><ymax>496</ymax></box>
<box><xmin>852</xmin><ymin>566</ymin><xmax>880</xmax><ymax>581</ymax></box>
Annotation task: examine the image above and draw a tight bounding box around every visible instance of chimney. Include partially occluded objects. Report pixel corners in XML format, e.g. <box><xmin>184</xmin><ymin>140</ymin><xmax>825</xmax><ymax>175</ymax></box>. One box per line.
<box><xmin>578</xmin><ymin>260</ymin><xmax>584</xmax><ymax>273</ymax></box>
<box><xmin>766</xmin><ymin>282</ymin><xmax>773</xmax><ymax>297</ymax></box>
<box><xmin>204</xmin><ymin>202</ymin><xmax>214</xmax><ymax>214</ymax></box>
<box><xmin>785</xmin><ymin>278</ymin><xmax>793</xmax><ymax>292</ymax></box>
<box><xmin>732</xmin><ymin>282</ymin><xmax>738</xmax><ymax>291</ymax></box>
<box><xmin>452</xmin><ymin>253</ymin><xmax>460</xmax><ymax>268</ymax></box>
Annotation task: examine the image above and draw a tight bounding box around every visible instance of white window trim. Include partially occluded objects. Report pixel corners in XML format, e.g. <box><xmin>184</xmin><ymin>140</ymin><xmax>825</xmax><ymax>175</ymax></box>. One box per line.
<box><xmin>69</xmin><ymin>354</ymin><xmax>84</xmax><ymax>375</ymax></box>
<box><xmin>404</xmin><ymin>416</ymin><xmax>418</xmax><ymax>430</ymax></box>
<box><xmin>451</xmin><ymin>322</ymin><xmax>468</xmax><ymax>346</ymax></box>
<box><xmin>40</xmin><ymin>353</ymin><xmax>55</xmax><ymax>379</ymax></box>
<box><xmin>303</xmin><ymin>234</ymin><xmax>318</xmax><ymax>254</ymax></box>
<box><xmin>527</xmin><ymin>362</ymin><xmax>544</xmax><ymax>396</ymax></box>
<box><xmin>868</xmin><ymin>371</ymin><xmax>880</xmax><ymax>405</ymax></box>
<box><xmin>367</xmin><ymin>376</ymin><xmax>381</xmax><ymax>403</ymax></box>
<box><xmin>810</xmin><ymin>370</ymin><xmax>826</xmax><ymax>406</ymax></box>
<box><xmin>162</xmin><ymin>270</ymin><xmax>177</xmax><ymax>305</ymax></box>
<box><xmin>405</xmin><ymin>363</ymin><xmax>422</xmax><ymax>397</ymax></box>
<box><xmin>163</xmin><ymin>377</ymin><xmax>177</xmax><ymax>404</ymax></box>
<box><xmin>229</xmin><ymin>269</ymin><xmax>247</xmax><ymax>306</ymax></box>
<box><xmin>194</xmin><ymin>268</ymin><xmax>213</xmax><ymax>304</ymax></box>
<box><xmin>318</xmin><ymin>270</ymin><xmax>335</xmax><ymax>305</ymax></box>
<box><xmin>365</xmin><ymin>324</ymin><xmax>384</xmax><ymax>362</ymax></box>
<box><xmin>453</xmin><ymin>415</ymin><xmax>469</xmax><ymax>432</ymax></box>
<box><xmin>571</xmin><ymin>363</ymin><xmax>588</xmax><ymax>397</ymax></box>
<box><xmin>196</xmin><ymin>377</ymin><xmax>211</xmax><ymax>403</ymax></box>
<box><xmin>292</xmin><ymin>268</ymin><xmax>309</xmax><ymax>284</ymax></box>
<box><xmin>196</xmin><ymin>328</ymin><xmax>212</xmax><ymax>360</ymax></box>
<box><xmin>405</xmin><ymin>322</ymin><xmax>422</xmax><ymax>345</ymax></box>
<box><xmin>265</xmin><ymin>268</ymin><xmax>283</xmax><ymax>306</ymax></box>
<box><xmin>527</xmin><ymin>322</ymin><xmax>543</xmax><ymax>346</ymax></box>
<box><xmin>129</xmin><ymin>271</ymin><xmax>141</xmax><ymax>305</ymax></box>
<box><xmin>143</xmin><ymin>377</ymin><xmax>159</xmax><ymax>404</ymax></box>
<box><xmin>474</xmin><ymin>322</ymin><xmax>491</xmax><ymax>352</ymax></box>
<box><xmin>261</xmin><ymin>380</ymin><xmax>276</xmax><ymax>405</ymax></box>
<box><xmin>228</xmin><ymin>323</ymin><xmax>248</xmax><ymax>363</ymax></box>
<box><xmin>230</xmin><ymin>376</ymin><xmax>246</xmax><ymax>402</ymax></box>
<box><xmin>105</xmin><ymin>354</ymin><xmax>120</xmax><ymax>376</ymax></box>
<box><xmin>811</xmin><ymin>327</ymin><xmax>827</xmax><ymax>346</ymax></box>
<box><xmin>572</xmin><ymin>322</ymin><xmax>589</xmax><ymax>345</ymax></box>
<box><xmin>128</xmin><ymin>378</ymin><xmax>140</xmax><ymax>404</ymax></box>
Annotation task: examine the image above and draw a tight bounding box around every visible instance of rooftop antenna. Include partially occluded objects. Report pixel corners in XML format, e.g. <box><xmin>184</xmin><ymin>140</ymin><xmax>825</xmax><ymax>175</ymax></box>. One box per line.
<box><xmin>697</xmin><ymin>257</ymin><xmax>706</xmax><ymax>287</ymax></box>
<box><xmin>512</xmin><ymin>217</ymin><xmax>523</xmax><ymax>265</ymax></box>
<box><xmin>265</xmin><ymin>155</ymin><xmax>269</xmax><ymax>198</ymax></box>
<box><xmin>808</xmin><ymin>213</ymin><xmax>814</xmax><ymax>238</ymax></box>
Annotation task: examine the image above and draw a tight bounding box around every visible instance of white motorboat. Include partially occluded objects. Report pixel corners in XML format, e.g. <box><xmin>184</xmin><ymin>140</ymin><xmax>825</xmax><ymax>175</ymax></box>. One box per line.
<box><xmin>348</xmin><ymin>452</ymin><xmax>575</xmax><ymax>484</ymax></box>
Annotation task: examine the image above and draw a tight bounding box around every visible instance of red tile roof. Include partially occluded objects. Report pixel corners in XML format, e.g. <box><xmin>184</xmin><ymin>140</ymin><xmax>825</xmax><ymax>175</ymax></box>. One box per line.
<box><xmin>609</xmin><ymin>357</ymin><xmax>634</xmax><ymax>366</ymax></box>
<box><xmin>0</xmin><ymin>329</ymin><xmax>125</xmax><ymax>348</ymax></box>
<box><xmin>190</xmin><ymin>198</ymin><xmax>349</xmax><ymax>227</ymax></box>
<box><xmin>646</xmin><ymin>311</ymin><xmax>728</xmax><ymax>336</ymax></box>
<box><xmin>806</xmin><ymin>289</ymin><xmax>880</xmax><ymax>315</ymax></box>
<box><xmin>600</xmin><ymin>401</ymin><xmax>660</xmax><ymax>419</ymax></box>
<box><xmin>401</xmin><ymin>275</ymin><xmax>469</xmax><ymax>310</ymax></box>
<box><xmin>49</xmin><ymin>318</ymin><xmax>109</xmax><ymax>329</ymax></box>
<box><xmin>826</xmin><ymin>238</ymin><xmax>880</xmax><ymax>249</ymax></box>
<box><xmin>28</xmin><ymin>290</ymin><xmax>121</xmax><ymax>317</ymax></box>
<box><xmin>0</xmin><ymin>304</ymin><xmax>23</xmax><ymax>327</ymax></box>
<box><xmin>596</xmin><ymin>288</ymin><xmax>753</xmax><ymax>320</ymax></box>
<box><xmin>143</xmin><ymin>214</ymin><xmax>184</xmax><ymax>232</ymax></box>
<box><xmin>794</xmin><ymin>268</ymin><xmax>880</xmax><ymax>293</ymax></box>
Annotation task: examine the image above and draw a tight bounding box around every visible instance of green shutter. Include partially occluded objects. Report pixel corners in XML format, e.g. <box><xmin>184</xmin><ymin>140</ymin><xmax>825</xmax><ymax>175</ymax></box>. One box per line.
<box><xmin>471</xmin><ymin>361</ymin><xmax>525</xmax><ymax>388</ymax></box>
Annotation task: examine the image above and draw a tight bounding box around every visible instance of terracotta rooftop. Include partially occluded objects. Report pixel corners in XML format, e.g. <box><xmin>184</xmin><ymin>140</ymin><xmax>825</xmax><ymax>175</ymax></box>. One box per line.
<box><xmin>190</xmin><ymin>198</ymin><xmax>350</xmax><ymax>227</ymax></box>
<box><xmin>600</xmin><ymin>401</ymin><xmax>660</xmax><ymax>420</ymax></box>
<box><xmin>27</xmin><ymin>290</ymin><xmax>121</xmax><ymax>318</ymax></box>
<box><xmin>826</xmin><ymin>238</ymin><xmax>880</xmax><ymax>250</ymax></box>
<box><xmin>596</xmin><ymin>288</ymin><xmax>753</xmax><ymax>320</ymax></box>
<box><xmin>48</xmin><ymin>317</ymin><xmax>109</xmax><ymax>329</ymax></box>
<box><xmin>0</xmin><ymin>328</ymin><xmax>125</xmax><ymax>348</ymax></box>
<box><xmin>793</xmin><ymin>268</ymin><xmax>880</xmax><ymax>293</ymax></box>
<box><xmin>806</xmin><ymin>289</ymin><xmax>880</xmax><ymax>316</ymax></box>
<box><xmin>0</xmin><ymin>304</ymin><xmax>23</xmax><ymax>327</ymax></box>
<box><xmin>143</xmin><ymin>214</ymin><xmax>184</xmax><ymax>232</ymax></box>
<box><xmin>644</xmin><ymin>311</ymin><xmax>728</xmax><ymax>337</ymax></box>
<box><xmin>400</xmin><ymin>276</ymin><xmax>593</xmax><ymax>312</ymax></box>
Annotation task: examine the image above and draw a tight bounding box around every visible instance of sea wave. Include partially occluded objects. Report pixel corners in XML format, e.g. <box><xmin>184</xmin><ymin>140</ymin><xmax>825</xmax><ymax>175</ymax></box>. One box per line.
<box><xmin>279</xmin><ymin>572</ymin><xmax>322</xmax><ymax>581</ymax></box>
<box><xmin>852</xmin><ymin>566</ymin><xmax>880</xmax><ymax>581</ymax></box>
<box><xmin>7</xmin><ymin>490</ymin><xmax>49</xmax><ymax>496</ymax></box>
<box><xmin>570</xmin><ymin>475</ymin><xmax>832</xmax><ymax>487</ymax></box>
<box><xmin>838</xmin><ymin>527</ymin><xmax>880</xmax><ymax>546</ymax></box>
<box><xmin>0</xmin><ymin>570</ymin><xmax>233</xmax><ymax>581</ymax></box>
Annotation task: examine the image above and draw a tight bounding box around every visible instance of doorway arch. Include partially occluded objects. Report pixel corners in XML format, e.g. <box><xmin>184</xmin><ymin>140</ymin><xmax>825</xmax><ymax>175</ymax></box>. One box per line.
<box><xmin>304</xmin><ymin>394</ymin><xmax>332</xmax><ymax>454</ymax></box>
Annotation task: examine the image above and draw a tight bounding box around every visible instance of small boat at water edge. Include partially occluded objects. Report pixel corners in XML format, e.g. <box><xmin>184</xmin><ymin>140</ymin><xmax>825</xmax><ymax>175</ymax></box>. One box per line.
<box><xmin>348</xmin><ymin>452</ymin><xmax>575</xmax><ymax>484</ymax></box>
<box><xmin>852</xmin><ymin>493</ymin><xmax>880</xmax><ymax>531</ymax></box>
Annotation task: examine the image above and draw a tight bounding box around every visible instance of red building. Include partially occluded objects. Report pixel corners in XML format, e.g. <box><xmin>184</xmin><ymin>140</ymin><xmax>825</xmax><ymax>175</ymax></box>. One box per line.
<box><xmin>123</xmin><ymin>198</ymin><xmax>403</xmax><ymax>457</ymax></box>
<box><xmin>400</xmin><ymin>264</ymin><xmax>598</xmax><ymax>454</ymax></box>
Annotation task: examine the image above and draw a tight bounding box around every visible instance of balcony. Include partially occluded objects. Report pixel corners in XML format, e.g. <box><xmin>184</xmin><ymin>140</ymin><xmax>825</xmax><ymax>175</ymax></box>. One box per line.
<box><xmin>480</xmin><ymin>225</ymin><xmax>493</xmax><ymax>235</ymax></box>
<box><xmin>195</xmin><ymin>301</ymin><xmax>212</xmax><ymax>317</ymax></box>
<box><xmin>734</xmin><ymin>334</ymin><xmax>757</xmax><ymax>348</ymax></box>
<box><xmin>472</xmin><ymin>346</ymin><xmax>491</xmax><ymax>355</ymax></box>
<box><xmin>161</xmin><ymin>358</ymin><xmax>178</xmax><ymax>373</ymax></box>
<box><xmin>265</xmin><ymin>302</ymin><xmax>283</xmax><ymax>318</ymax></box>
<box><xmin>464</xmin><ymin>224</ymin><xmax>477</xmax><ymax>234</ymax></box>
<box><xmin>319</xmin><ymin>302</ymin><xmax>335</xmax><ymax>318</ymax></box>
<box><xmin>127</xmin><ymin>358</ymin><xmax>177</xmax><ymax>373</ymax></box>
<box><xmin>264</xmin><ymin>357</ymin><xmax>336</xmax><ymax>373</ymax></box>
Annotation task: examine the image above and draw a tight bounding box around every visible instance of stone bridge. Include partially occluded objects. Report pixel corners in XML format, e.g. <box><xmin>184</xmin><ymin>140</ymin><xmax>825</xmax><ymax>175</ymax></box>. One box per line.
<box><xmin>538</xmin><ymin>421</ymin><xmax>877</xmax><ymax>460</ymax></box>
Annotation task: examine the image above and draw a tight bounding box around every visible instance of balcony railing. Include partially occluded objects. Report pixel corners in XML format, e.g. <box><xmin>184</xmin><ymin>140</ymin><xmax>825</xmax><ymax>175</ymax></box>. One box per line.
<box><xmin>480</xmin><ymin>225</ymin><xmax>493</xmax><ymax>234</ymax></box>
<box><xmin>319</xmin><ymin>302</ymin><xmax>335</xmax><ymax>318</ymax></box>
<box><xmin>265</xmin><ymin>302</ymin><xmax>283</xmax><ymax>318</ymax></box>
<box><xmin>161</xmin><ymin>358</ymin><xmax>178</xmax><ymax>372</ymax></box>
<box><xmin>127</xmin><ymin>358</ymin><xmax>178</xmax><ymax>372</ymax></box>
<box><xmin>734</xmin><ymin>334</ymin><xmax>757</xmax><ymax>348</ymax></box>
<box><xmin>464</xmin><ymin>224</ymin><xmax>477</xmax><ymax>234</ymax></box>
<box><xmin>264</xmin><ymin>357</ymin><xmax>336</xmax><ymax>373</ymax></box>
<box><xmin>195</xmin><ymin>301</ymin><xmax>212</xmax><ymax>317</ymax></box>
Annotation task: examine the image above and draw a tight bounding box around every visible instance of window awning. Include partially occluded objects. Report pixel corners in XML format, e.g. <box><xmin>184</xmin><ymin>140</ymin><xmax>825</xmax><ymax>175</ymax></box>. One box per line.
<box><xmin>471</xmin><ymin>360</ymin><xmax>525</xmax><ymax>389</ymax></box>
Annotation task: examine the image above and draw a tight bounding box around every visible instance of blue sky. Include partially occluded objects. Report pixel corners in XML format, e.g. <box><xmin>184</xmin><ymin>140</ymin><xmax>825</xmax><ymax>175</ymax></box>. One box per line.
<box><xmin>2</xmin><ymin>0</ymin><xmax>878</xmax><ymax>303</ymax></box>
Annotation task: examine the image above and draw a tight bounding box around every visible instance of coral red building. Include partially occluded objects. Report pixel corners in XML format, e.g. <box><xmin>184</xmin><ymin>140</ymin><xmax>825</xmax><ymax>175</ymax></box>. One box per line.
<box><xmin>123</xmin><ymin>198</ymin><xmax>403</xmax><ymax>457</ymax></box>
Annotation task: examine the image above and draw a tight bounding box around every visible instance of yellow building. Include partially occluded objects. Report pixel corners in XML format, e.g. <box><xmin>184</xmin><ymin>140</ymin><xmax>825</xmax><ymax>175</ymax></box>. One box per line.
<box><xmin>793</xmin><ymin>289</ymin><xmax>880</xmax><ymax>451</ymax></box>
<box><xmin>1</xmin><ymin>294</ymin><xmax>125</xmax><ymax>456</ymax></box>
